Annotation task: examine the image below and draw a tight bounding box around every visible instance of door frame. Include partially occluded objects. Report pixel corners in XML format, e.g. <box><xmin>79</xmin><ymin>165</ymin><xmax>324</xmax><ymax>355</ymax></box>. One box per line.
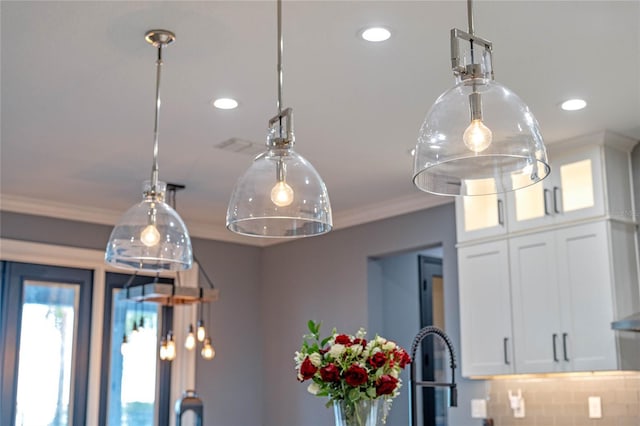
<box><xmin>0</xmin><ymin>238</ymin><xmax>197</xmax><ymax>426</ymax></box>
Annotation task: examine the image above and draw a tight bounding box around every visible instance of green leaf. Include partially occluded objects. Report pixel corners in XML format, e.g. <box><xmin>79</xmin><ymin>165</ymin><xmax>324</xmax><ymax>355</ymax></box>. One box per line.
<box><xmin>366</xmin><ymin>387</ymin><xmax>377</xmax><ymax>398</ymax></box>
<box><xmin>308</xmin><ymin>320</ymin><xmax>316</xmax><ymax>334</ymax></box>
<box><xmin>321</xmin><ymin>336</ymin><xmax>332</xmax><ymax>347</ymax></box>
<box><xmin>348</xmin><ymin>388</ymin><xmax>361</xmax><ymax>402</ymax></box>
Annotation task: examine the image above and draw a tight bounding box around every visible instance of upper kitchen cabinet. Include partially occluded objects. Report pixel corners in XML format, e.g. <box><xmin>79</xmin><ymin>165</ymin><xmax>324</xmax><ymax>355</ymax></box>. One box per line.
<box><xmin>507</xmin><ymin>131</ymin><xmax>637</xmax><ymax>233</ymax></box>
<box><xmin>456</xmin><ymin>131</ymin><xmax>638</xmax><ymax>243</ymax></box>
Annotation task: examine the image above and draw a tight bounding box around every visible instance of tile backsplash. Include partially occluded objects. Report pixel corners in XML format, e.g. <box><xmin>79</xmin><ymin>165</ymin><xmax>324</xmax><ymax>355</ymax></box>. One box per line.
<box><xmin>485</xmin><ymin>373</ymin><xmax>640</xmax><ymax>426</ymax></box>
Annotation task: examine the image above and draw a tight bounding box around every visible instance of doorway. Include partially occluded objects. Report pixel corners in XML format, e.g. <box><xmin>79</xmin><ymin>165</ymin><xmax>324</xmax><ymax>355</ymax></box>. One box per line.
<box><xmin>367</xmin><ymin>245</ymin><xmax>448</xmax><ymax>426</ymax></box>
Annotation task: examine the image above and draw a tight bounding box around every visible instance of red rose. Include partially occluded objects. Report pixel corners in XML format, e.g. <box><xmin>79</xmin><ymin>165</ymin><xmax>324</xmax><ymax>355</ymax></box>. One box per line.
<box><xmin>299</xmin><ymin>357</ymin><xmax>318</xmax><ymax>381</ymax></box>
<box><xmin>335</xmin><ymin>334</ymin><xmax>352</xmax><ymax>346</ymax></box>
<box><xmin>396</xmin><ymin>349</ymin><xmax>411</xmax><ymax>369</ymax></box>
<box><xmin>353</xmin><ymin>338</ymin><xmax>367</xmax><ymax>347</ymax></box>
<box><xmin>320</xmin><ymin>363</ymin><xmax>340</xmax><ymax>382</ymax></box>
<box><xmin>343</xmin><ymin>364</ymin><xmax>368</xmax><ymax>387</ymax></box>
<box><xmin>368</xmin><ymin>351</ymin><xmax>387</xmax><ymax>368</ymax></box>
<box><xmin>376</xmin><ymin>374</ymin><xmax>399</xmax><ymax>396</ymax></box>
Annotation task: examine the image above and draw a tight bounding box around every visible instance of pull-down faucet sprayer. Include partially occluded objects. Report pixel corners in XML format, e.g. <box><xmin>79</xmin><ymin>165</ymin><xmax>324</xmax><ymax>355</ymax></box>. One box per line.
<box><xmin>409</xmin><ymin>326</ymin><xmax>458</xmax><ymax>426</ymax></box>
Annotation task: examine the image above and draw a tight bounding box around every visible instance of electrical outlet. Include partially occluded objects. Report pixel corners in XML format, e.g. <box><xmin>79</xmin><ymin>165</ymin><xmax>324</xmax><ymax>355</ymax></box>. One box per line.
<box><xmin>588</xmin><ymin>396</ymin><xmax>602</xmax><ymax>418</ymax></box>
<box><xmin>514</xmin><ymin>399</ymin><xmax>525</xmax><ymax>418</ymax></box>
<box><xmin>471</xmin><ymin>399</ymin><xmax>487</xmax><ymax>418</ymax></box>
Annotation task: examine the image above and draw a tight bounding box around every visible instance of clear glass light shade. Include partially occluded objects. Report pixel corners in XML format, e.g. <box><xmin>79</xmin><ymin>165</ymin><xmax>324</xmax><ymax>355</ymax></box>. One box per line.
<box><xmin>226</xmin><ymin>148</ymin><xmax>332</xmax><ymax>237</ymax></box>
<box><xmin>413</xmin><ymin>53</ymin><xmax>550</xmax><ymax>196</ymax></box>
<box><xmin>105</xmin><ymin>181</ymin><xmax>193</xmax><ymax>272</ymax></box>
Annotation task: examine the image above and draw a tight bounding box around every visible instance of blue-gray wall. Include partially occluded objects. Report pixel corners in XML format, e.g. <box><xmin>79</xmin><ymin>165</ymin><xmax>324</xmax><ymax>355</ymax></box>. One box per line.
<box><xmin>260</xmin><ymin>203</ymin><xmax>485</xmax><ymax>426</ymax></box>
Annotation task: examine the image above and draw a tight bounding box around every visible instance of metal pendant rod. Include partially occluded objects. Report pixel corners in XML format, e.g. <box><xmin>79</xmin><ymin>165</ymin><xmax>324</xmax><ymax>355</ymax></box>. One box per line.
<box><xmin>150</xmin><ymin>45</ymin><xmax>163</xmax><ymax>192</ymax></box>
<box><xmin>276</xmin><ymin>0</ymin><xmax>283</xmax><ymax>115</ymax></box>
<box><xmin>467</xmin><ymin>0</ymin><xmax>475</xmax><ymax>35</ymax></box>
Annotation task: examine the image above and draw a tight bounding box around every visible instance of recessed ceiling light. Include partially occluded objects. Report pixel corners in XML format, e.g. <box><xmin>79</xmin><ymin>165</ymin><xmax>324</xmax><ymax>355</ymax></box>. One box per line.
<box><xmin>361</xmin><ymin>27</ymin><xmax>391</xmax><ymax>42</ymax></box>
<box><xmin>213</xmin><ymin>98</ymin><xmax>238</xmax><ymax>110</ymax></box>
<box><xmin>560</xmin><ymin>99</ymin><xmax>587</xmax><ymax>111</ymax></box>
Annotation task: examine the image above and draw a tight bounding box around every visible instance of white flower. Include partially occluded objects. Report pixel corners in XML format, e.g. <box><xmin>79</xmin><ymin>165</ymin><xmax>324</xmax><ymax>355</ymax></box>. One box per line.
<box><xmin>356</xmin><ymin>328</ymin><xmax>367</xmax><ymax>339</ymax></box>
<box><xmin>375</xmin><ymin>335</ymin><xmax>387</xmax><ymax>345</ymax></box>
<box><xmin>382</xmin><ymin>341</ymin><xmax>396</xmax><ymax>351</ymax></box>
<box><xmin>389</xmin><ymin>369</ymin><xmax>399</xmax><ymax>379</ymax></box>
<box><xmin>309</xmin><ymin>352</ymin><xmax>322</xmax><ymax>367</ymax></box>
<box><xmin>307</xmin><ymin>382</ymin><xmax>321</xmax><ymax>395</ymax></box>
<box><xmin>328</xmin><ymin>343</ymin><xmax>346</xmax><ymax>358</ymax></box>
<box><xmin>350</xmin><ymin>344</ymin><xmax>363</xmax><ymax>356</ymax></box>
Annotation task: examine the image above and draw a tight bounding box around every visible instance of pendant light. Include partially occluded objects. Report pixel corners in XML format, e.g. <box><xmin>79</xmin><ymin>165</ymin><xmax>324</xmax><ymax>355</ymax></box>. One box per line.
<box><xmin>412</xmin><ymin>0</ymin><xmax>550</xmax><ymax>196</ymax></box>
<box><xmin>105</xmin><ymin>29</ymin><xmax>193</xmax><ymax>271</ymax></box>
<box><xmin>226</xmin><ymin>0</ymin><xmax>332</xmax><ymax>238</ymax></box>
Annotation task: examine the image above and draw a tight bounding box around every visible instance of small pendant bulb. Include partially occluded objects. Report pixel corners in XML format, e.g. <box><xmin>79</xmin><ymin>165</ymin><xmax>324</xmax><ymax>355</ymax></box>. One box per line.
<box><xmin>463</xmin><ymin>119</ymin><xmax>493</xmax><ymax>153</ymax></box>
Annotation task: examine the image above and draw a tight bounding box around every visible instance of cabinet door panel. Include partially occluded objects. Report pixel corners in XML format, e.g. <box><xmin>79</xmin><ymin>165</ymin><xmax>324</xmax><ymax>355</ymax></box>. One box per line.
<box><xmin>554</xmin><ymin>146</ymin><xmax>605</xmax><ymax>222</ymax></box>
<box><xmin>455</xmin><ymin>195</ymin><xmax>506</xmax><ymax>243</ymax></box>
<box><xmin>556</xmin><ymin>222</ymin><xmax>617</xmax><ymax>371</ymax></box>
<box><xmin>458</xmin><ymin>241</ymin><xmax>513</xmax><ymax>377</ymax></box>
<box><xmin>510</xmin><ymin>232</ymin><xmax>563</xmax><ymax>373</ymax></box>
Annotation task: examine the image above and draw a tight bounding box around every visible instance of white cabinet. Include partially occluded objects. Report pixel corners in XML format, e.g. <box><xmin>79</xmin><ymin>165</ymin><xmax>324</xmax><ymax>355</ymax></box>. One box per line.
<box><xmin>456</xmin><ymin>131</ymin><xmax>640</xmax><ymax>377</ymax></box>
<box><xmin>458</xmin><ymin>241</ymin><xmax>514</xmax><ymax>377</ymax></box>
<box><xmin>456</xmin><ymin>131</ymin><xmax>637</xmax><ymax>240</ymax></box>
<box><xmin>510</xmin><ymin>222</ymin><xmax>620</xmax><ymax>373</ymax></box>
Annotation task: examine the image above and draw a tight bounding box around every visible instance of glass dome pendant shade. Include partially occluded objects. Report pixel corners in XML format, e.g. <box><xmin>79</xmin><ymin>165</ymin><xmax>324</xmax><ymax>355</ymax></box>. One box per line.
<box><xmin>412</xmin><ymin>3</ymin><xmax>550</xmax><ymax>197</ymax></box>
<box><xmin>226</xmin><ymin>0</ymin><xmax>332</xmax><ymax>238</ymax></box>
<box><xmin>105</xmin><ymin>30</ymin><xmax>192</xmax><ymax>271</ymax></box>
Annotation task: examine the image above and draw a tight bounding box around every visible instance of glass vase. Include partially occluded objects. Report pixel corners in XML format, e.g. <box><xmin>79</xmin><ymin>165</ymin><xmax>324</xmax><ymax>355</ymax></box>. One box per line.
<box><xmin>333</xmin><ymin>398</ymin><xmax>385</xmax><ymax>426</ymax></box>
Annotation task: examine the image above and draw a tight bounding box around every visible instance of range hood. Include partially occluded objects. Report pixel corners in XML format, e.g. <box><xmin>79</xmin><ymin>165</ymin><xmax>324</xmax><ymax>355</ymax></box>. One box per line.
<box><xmin>611</xmin><ymin>312</ymin><xmax>640</xmax><ymax>332</ymax></box>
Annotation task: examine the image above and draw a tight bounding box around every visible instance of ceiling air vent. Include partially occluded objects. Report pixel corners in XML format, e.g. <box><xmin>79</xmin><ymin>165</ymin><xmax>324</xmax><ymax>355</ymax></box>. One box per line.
<box><xmin>214</xmin><ymin>138</ymin><xmax>265</xmax><ymax>157</ymax></box>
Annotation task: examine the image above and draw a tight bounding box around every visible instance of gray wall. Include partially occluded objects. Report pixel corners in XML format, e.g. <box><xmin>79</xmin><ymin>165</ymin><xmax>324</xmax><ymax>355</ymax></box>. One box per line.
<box><xmin>260</xmin><ymin>203</ymin><xmax>485</xmax><ymax>426</ymax></box>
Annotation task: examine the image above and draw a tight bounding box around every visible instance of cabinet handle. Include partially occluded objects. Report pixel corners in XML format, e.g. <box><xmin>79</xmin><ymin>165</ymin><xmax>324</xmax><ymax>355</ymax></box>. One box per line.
<box><xmin>552</xmin><ymin>333</ymin><xmax>559</xmax><ymax>362</ymax></box>
<box><xmin>503</xmin><ymin>337</ymin><xmax>510</xmax><ymax>365</ymax></box>
<box><xmin>497</xmin><ymin>199</ymin><xmax>504</xmax><ymax>226</ymax></box>
<box><xmin>562</xmin><ymin>333</ymin><xmax>570</xmax><ymax>362</ymax></box>
<box><xmin>553</xmin><ymin>186</ymin><xmax>562</xmax><ymax>214</ymax></box>
<box><xmin>543</xmin><ymin>188</ymin><xmax>551</xmax><ymax>215</ymax></box>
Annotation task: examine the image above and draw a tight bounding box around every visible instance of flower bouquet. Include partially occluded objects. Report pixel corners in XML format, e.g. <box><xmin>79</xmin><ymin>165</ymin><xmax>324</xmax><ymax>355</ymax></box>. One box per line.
<box><xmin>294</xmin><ymin>321</ymin><xmax>411</xmax><ymax>426</ymax></box>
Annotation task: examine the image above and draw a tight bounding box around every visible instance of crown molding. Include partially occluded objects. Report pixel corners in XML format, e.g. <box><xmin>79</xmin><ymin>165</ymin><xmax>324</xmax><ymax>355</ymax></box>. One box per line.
<box><xmin>0</xmin><ymin>192</ymin><xmax>451</xmax><ymax>247</ymax></box>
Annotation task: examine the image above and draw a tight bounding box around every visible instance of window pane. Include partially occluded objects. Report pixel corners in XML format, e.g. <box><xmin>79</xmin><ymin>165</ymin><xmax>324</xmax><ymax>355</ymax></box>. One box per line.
<box><xmin>15</xmin><ymin>281</ymin><xmax>79</xmax><ymax>426</ymax></box>
<box><xmin>106</xmin><ymin>292</ymin><xmax>160</xmax><ymax>426</ymax></box>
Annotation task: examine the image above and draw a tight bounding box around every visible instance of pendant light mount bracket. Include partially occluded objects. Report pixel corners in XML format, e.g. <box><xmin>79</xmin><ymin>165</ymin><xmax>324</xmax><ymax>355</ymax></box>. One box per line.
<box><xmin>145</xmin><ymin>29</ymin><xmax>176</xmax><ymax>48</ymax></box>
<box><xmin>267</xmin><ymin>107</ymin><xmax>294</xmax><ymax>148</ymax></box>
<box><xmin>450</xmin><ymin>28</ymin><xmax>494</xmax><ymax>81</ymax></box>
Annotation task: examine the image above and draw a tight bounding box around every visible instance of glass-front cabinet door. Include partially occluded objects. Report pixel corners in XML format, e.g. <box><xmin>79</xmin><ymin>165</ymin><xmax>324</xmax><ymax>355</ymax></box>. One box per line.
<box><xmin>507</xmin><ymin>145</ymin><xmax>604</xmax><ymax>233</ymax></box>
<box><xmin>455</xmin><ymin>177</ymin><xmax>507</xmax><ymax>243</ymax></box>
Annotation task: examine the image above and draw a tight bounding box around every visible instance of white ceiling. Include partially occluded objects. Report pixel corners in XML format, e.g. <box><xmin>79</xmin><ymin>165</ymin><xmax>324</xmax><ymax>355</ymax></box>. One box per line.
<box><xmin>2</xmin><ymin>1</ymin><xmax>639</xmax><ymax>247</ymax></box>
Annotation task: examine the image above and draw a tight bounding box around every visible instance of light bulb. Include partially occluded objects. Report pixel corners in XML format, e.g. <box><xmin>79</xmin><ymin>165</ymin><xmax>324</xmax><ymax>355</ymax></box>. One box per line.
<box><xmin>270</xmin><ymin>181</ymin><xmax>294</xmax><ymax>207</ymax></box>
<box><xmin>185</xmin><ymin>325</ymin><xmax>196</xmax><ymax>351</ymax></box>
<box><xmin>166</xmin><ymin>334</ymin><xmax>176</xmax><ymax>361</ymax></box>
<box><xmin>201</xmin><ymin>337</ymin><xmax>216</xmax><ymax>360</ymax></box>
<box><xmin>463</xmin><ymin>119</ymin><xmax>493</xmax><ymax>153</ymax></box>
<box><xmin>196</xmin><ymin>320</ymin><xmax>206</xmax><ymax>342</ymax></box>
<box><xmin>159</xmin><ymin>339</ymin><xmax>168</xmax><ymax>361</ymax></box>
<box><xmin>140</xmin><ymin>224</ymin><xmax>161</xmax><ymax>247</ymax></box>
<box><xmin>120</xmin><ymin>335</ymin><xmax>128</xmax><ymax>357</ymax></box>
